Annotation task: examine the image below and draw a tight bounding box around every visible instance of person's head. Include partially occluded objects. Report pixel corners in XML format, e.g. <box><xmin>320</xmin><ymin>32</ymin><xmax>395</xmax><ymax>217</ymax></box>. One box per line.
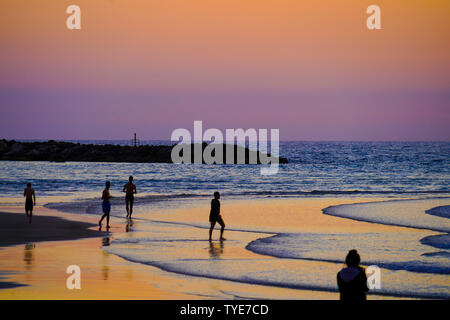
<box><xmin>129</xmin><ymin>176</ymin><xmax>133</xmax><ymax>182</ymax></box>
<box><xmin>105</xmin><ymin>181</ymin><xmax>110</xmax><ymax>189</ymax></box>
<box><xmin>27</xmin><ymin>183</ymin><xmax>31</xmax><ymax>188</ymax></box>
<box><xmin>214</xmin><ymin>191</ymin><xmax>220</xmax><ymax>199</ymax></box>
<box><xmin>345</xmin><ymin>249</ymin><xmax>361</xmax><ymax>268</ymax></box>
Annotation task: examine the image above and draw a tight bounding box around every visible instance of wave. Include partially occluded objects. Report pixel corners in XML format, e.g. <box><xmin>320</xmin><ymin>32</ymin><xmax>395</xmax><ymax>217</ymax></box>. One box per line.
<box><xmin>105</xmin><ymin>233</ymin><xmax>450</xmax><ymax>299</ymax></box>
<box><xmin>45</xmin><ymin>194</ymin><xmax>450</xmax><ymax>298</ymax></box>
<box><xmin>246</xmin><ymin>233</ymin><xmax>450</xmax><ymax>275</ymax></box>
<box><xmin>426</xmin><ymin>205</ymin><xmax>450</xmax><ymax>219</ymax></box>
<box><xmin>422</xmin><ymin>251</ymin><xmax>450</xmax><ymax>259</ymax></box>
<box><xmin>421</xmin><ymin>234</ymin><xmax>450</xmax><ymax>250</ymax></box>
<box><xmin>323</xmin><ymin>198</ymin><xmax>450</xmax><ymax>233</ymax></box>
<box><xmin>43</xmin><ymin>191</ymin><xmax>450</xmax><ymax>216</ymax></box>
<box><xmin>221</xmin><ymin>190</ymin><xmax>449</xmax><ymax>196</ymax></box>
<box><xmin>43</xmin><ymin>193</ymin><xmax>209</xmax><ymax>215</ymax></box>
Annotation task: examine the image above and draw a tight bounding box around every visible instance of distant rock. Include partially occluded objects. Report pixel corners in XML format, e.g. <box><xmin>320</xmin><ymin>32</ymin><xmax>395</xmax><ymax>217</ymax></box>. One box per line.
<box><xmin>0</xmin><ymin>140</ymin><xmax>288</xmax><ymax>164</ymax></box>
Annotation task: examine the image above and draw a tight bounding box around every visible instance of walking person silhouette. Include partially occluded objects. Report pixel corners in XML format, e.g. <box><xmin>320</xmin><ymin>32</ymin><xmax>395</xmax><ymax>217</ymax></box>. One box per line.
<box><xmin>99</xmin><ymin>181</ymin><xmax>112</xmax><ymax>231</ymax></box>
<box><xmin>123</xmin><ymin>176</ymin><xmax>137</xmax><ymax>218</ymax></box>
<box><xmin>24</xmin><ymin>183</ymin><xmax>36</xmax><ymax>224</ymax></box>
<box><xmin>209</xmin><ymin>191</ymin><xmax>226</xmax><ymax>242</ymax></box>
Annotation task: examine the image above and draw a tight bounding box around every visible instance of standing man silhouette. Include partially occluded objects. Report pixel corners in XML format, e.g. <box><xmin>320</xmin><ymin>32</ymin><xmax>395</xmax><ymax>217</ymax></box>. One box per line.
<box><xmin>24</xmin><ymin>183</ymin><xmax>36</xmax><ymax>224</ymax></box>
<box><xmin>209</xmin><ymin>191</ymin><xmax>226</xmax><ymax>241</ymax></box>
<box><xmin>123</xmin><ymin>176</ymin><xmax>137</xmax><ymax>218</ymax></box>
<box><xmin>99</xmin><ymin>181</ymin><xmax>112</xmax><ymax>231</ymax></box>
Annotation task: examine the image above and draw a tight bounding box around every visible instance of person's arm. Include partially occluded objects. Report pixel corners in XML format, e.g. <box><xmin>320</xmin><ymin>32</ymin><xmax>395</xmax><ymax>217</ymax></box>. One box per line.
<box><xmin>122</xmin><ymin>184</ymin><xmax>126</xmax><ymax>192</ymax></box>
<box><xmin>134</xmin><ymin>184</ymin><xmax>137</xmax><ymax>194</ymax></box>
<box><xmin>32</xmin><ymin>190</ymin><xmax>36</xmax><ymax>205</ymax></box>
<box><xmin>24</xmin><ymin>189</ymin><xmax>26</xmax><ymax>197</ymax></box>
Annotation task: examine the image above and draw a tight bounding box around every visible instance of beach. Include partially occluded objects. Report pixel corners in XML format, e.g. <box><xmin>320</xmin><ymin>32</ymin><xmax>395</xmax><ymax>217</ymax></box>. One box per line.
<box><xmin>1</xmin><ymin>0</ymin><xmax>449</xmax><ymax>306</ymax></box>
<box><xmin>1</xmin><ymin>196</ymin><xmax>448</xmax><ymax>300</ymax></box>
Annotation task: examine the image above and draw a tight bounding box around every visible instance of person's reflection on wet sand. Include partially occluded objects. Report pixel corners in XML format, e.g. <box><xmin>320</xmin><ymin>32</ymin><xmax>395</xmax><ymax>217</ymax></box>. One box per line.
<box><xmin>102</xmin><ymin>237</ymin><xmax>110</xmax><ymax>247</ymax></box>
<box><xmin>23</xmin><ymin>243</ymin><xmax>35</xmax><ymax>282</ymax></box>
<box><xmin>101</xmin><ymin>237</ymin><xmax>110</xmax><ymax>280</ymax></box>
<box><xmin>208</xmin><ymin>241</ymin><xmax>224</xmax><ymax>259</ymax></box>
<box><xmin>24</xmin><ymin>243</ymin><xmax>35</xmax><ymax>272</ymax></box>
<box><xmin>126</xmin><ymin>218</ymin><xmax>134</xmax><ymax>232</ymax></box>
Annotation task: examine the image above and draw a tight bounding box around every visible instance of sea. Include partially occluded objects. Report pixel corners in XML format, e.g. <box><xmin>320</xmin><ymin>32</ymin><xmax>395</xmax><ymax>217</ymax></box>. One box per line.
<box><xmin>1</xmin><ymin>140</ymin><xmax>449</xmax><ymax>200</ymax></box>
<box><xmin>0</xmin><ymin>140</ymin><xmax>449</xmax><ymax>299</ymax></box>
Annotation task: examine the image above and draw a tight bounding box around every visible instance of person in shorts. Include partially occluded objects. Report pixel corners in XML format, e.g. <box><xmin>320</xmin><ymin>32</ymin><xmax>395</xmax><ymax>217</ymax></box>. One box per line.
<box><xmin>99</xmin><ymin>181</ymin><xmax>112</xmax><ymax>231</ymax></box>
<box><xmin>24</xmin><ymin>183</ymin><xmax>36</xmax><ymax>224</ymax></box>
<box><xmin>209</xmin><ymin>191</ymin><xmax>226</xmax><ymax>241</ymax></box>
<box><xmin>122</xmin><ymin>176</ymin><xmax>137</xmax><ymax>218</ymax></box>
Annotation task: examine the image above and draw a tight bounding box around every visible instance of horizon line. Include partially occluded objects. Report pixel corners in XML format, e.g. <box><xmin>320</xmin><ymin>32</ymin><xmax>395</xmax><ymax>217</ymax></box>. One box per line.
<box><xmin>4</xmin><ymin>138</ymin><xmax>450</xmax><ymax>143</ymax></box>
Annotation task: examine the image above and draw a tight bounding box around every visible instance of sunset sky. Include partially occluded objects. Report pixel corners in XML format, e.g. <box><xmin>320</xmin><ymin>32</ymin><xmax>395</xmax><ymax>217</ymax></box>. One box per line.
<box><xmin>0</xmin><ymin>0</ymin><xmax>449</xmax><ymax>140</ymax></box>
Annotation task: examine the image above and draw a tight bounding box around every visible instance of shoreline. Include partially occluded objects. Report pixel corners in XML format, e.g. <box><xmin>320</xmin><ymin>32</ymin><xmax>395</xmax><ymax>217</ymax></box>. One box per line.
<box><xmin>0</xmin><ymin>197</ymin><xmax>447</xmax><ymax>299</ymax></box>
<box><xmin>0</xmin><ymin>209</ymin><xmax>103</xmax><ymax>247</ymax></box>
<box><xmin>0</xmin><ymin>205</ymin><xmax>340</xmax><ymax>299</ymax></box>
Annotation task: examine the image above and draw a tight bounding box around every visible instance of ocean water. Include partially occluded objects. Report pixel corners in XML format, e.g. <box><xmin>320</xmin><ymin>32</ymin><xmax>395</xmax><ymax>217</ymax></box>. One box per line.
<box><xmin>0</xmin><ymin>141</ymin><xmax>448</xmax><ymax>202</ymax></box>
<box><xmin>102</xmin><ymin>198</ymin><xmax>450</xmax><ymax>299</ymax></box>
<box><xmin>1</xmin><ymin>141</ymin><xmax>449</xmax><ymax>299</ymax></box>
<box><xmin>250</xmin><ymin>199</ymin><xmax>450</xmax><ymax>275</ymax></box>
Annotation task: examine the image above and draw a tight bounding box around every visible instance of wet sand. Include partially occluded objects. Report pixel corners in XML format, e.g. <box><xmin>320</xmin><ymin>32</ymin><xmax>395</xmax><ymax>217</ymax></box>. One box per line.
<box><xmin>0</xmin><ymin>198</ymin><xmax>419</xmax><ymax>299</ymax></box>
<box><xmin>0</xmin><ymin>211</ymin><xmax>100</xmax><ymax>247</ymax></box>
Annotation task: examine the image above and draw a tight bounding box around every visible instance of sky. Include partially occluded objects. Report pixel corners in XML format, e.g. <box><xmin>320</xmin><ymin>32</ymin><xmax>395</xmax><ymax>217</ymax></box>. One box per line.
<box><xmin>0</xmin><ymin>0</ymin><xmax>449</xmax><ymax>141</ymax></box>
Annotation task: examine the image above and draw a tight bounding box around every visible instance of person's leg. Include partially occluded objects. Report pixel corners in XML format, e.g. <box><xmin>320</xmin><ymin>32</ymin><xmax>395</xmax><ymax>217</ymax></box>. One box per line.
<box><xmin>29</xmin><ymin>208</ymin><xmax>32</xmax><ymax>224</ymax></box>
<box><xmin>125</xmin><ymin>197</ymin><xmax>130</xmax><ymax>217</ymax></box>
<box><xmin>99</xmin><ymin>213</ymin><xmax>106</xmax><ymax>230</ymax></box>
<box><xmin>25</xmin><ymin>200</ymin><xmax>30</xmax><ymax>217</ymax></box>
<box><xmin>129</xmin><ymin>198</ymin><xmax>134</xmax><ymax>217</ymax></box>
<box><xmin>217</xmin><ymin>216</ymin><xmax>225</xmax><ymax>240</ymax></box>
<box><xmin>209</xmin><ymin>221</ymin><xmax>216</xmax><ymax>241</ymax></box>
<box><xmin>106</xmin><ymin>213</ymin><xmax>110</xmax><ymax>230</ymax></box>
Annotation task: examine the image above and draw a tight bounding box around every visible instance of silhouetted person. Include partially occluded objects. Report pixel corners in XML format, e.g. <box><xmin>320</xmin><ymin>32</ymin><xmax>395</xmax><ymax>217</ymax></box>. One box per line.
<box><xmin>24</xmin><ymin>183</ymin><xmax>36</xmax><ymax>224</ymax></box>
<box><xmin>337</xmin><ymin>249</ymin><xmax>369</xmax><ymax>301</ymax></box>
<box><xmin>209</xmin><ymin>191</ymin><xmax>226</xmax><ymax>241</ymax></box>
<box><xmin>99</xmin><ymin>181</ymin><xmax>112</xmax><ymax>231</ymax></box>
<box><xmin>122</xmin><ymin>176</ymin><xmax>137</xmax><ymax>218</ymax></box>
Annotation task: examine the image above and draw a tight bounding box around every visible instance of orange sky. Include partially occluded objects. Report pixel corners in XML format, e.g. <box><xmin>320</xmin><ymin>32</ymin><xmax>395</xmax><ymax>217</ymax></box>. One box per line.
<box><xmin>0</xmin><ymin>0</ymin><xmax>449</xmax><ymax>140</ymax></box>
<box><xmin>1</xmin><ymin>0</ymin><xmax>449</xmax><ymax>90</ymax></box>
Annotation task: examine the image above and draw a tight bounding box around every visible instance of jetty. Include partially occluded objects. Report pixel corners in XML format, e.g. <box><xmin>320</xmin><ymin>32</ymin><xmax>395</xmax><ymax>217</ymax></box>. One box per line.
<box><xmin>0</xmin><ymin>140</ymin><xmax>288</xmax><ymax>164</ymax></box>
